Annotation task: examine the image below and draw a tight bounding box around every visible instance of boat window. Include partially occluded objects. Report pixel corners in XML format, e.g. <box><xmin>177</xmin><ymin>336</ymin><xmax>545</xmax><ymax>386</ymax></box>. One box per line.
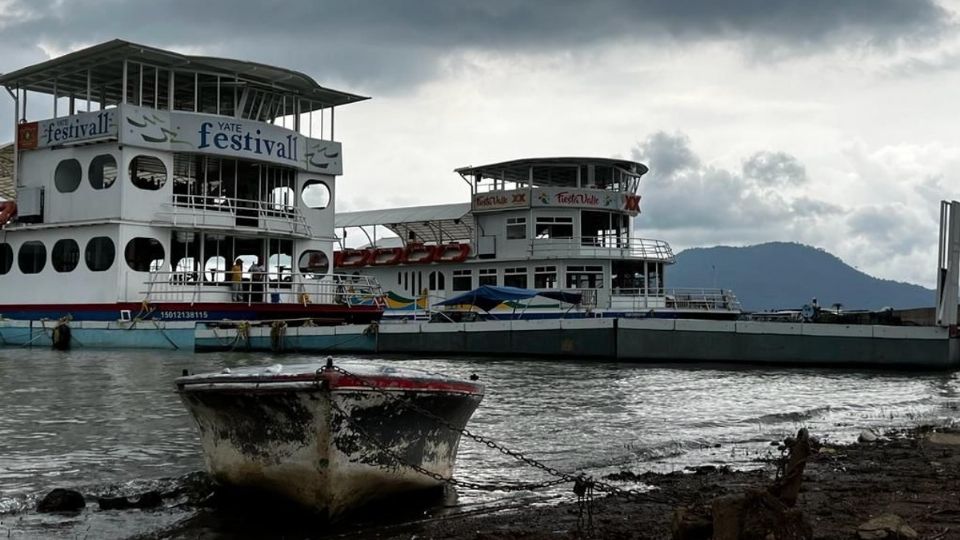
<box><xmin>535</xmin><ymin>216</ymin><xmax>574</xmax><ymax>239</ymax></box>
<box><xmin>298</xmin><ymin>250</ymin><xmax>330</xmax><ymax>275</ymax></box>
<box><xmin>506</xmin><ymin>217</ymin><xmax>527</xmax><ymax>239</ymax></box>
<box><xmin>504</xmin><ymin>267</ymin><xmax>527</xmax><ymax>288</ymax></box>
<box><xmin>54</xmin><ymin>159</ymin><xmax>82</xmax><ymax>193</ymax></box>
<box><xmin>89</xmin><ymin>154</ymin><xmax>118</xmax><ymax>190</ymax></box>
<box><xmin>397</xmin><ymin>272</ymin><xmax>402</xmax><ymax>286</ymax></box>
<box><xmin>428</xmin><ymin>270</ymin><xmax>446</xmax><ymax>291</ymax></box>
<box><xmin>566</xmin><ymin>265</ymin><xmax>604</xmax><ymax>289</ymax></box>
<box><xmin>85</xmin><ymin>237</ymin><xmax>116</xmax><ymax>272</ymax></box>
<box><xmin>125</xmin><ymin>238</ymin><xmax>165</xmax><ymax>272</ymax></box>
<box><xmin>0</xmin><ymin>243</ymin><xmax>14</xmax><ymax>274</ymax></box>
<box><xmin>52</xmin><ymin>239</ymin><xmax>80</xmax><ymax>272</ymax></box>
<box><xmin>301</xmin><ymin>180</ymin><xmax>331</xmax><ymax>209</ymax></box>
<box><xmin>452</xmin><ymin>269</ymin><xmax>472</xmax><ymax>291</ymax></box>
<box><xmin>478</xmin><ymin>268</ymin><xmax>497</xmax><ymax>287</ymax></box>
<box><xmin>129</xmin><ymin>155</ymin><xmax>167</xmax><ymax>191</ymax></box>
<box><xmin>534</xmin><ymin>266</ymin><xmax>558</xmax><ymax>289</ymax></box>
<box><xmin>18</xmin><ymin>241</ymin><xmax>46</xmax><ymax>274</ymax></box>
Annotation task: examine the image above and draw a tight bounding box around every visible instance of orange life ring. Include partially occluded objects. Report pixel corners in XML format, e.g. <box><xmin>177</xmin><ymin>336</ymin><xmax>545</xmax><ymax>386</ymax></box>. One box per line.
<box><xmin>403</xmin><ymin>243</ymin><xmax>437</xmax><ymax>264</ymax></box>
<box><xmin>435</xmin><ymin>242</ymin><xmax>470</xmax><ymax>263</ymax></box>
<box><xmin>371</xmin><ymin>247</ymin><xmax>404</xmax><ymax>265</ymax></box>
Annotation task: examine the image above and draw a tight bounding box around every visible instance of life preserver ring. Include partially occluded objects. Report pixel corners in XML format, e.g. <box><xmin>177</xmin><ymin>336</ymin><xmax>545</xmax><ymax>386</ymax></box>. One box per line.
<box><xmin>0</xmin><ymin>201</ymin><xmax>17</xmax><ymax>228</ymax></box>
<box><xmin>338</xmin><ymin>248</ymin><xmax>373</xmax><ymax>267</ymax></box>
<box><xmin>403</xmin><ymin>243</ymin><xmax>437</xmax><ymax>264</ymax></box>
<box><xmin>436</xmin><ymin>242</ymin><xmax>470</xmax><ymax>263</ymax></box>
<box><xmin>371</xmin><ymin>247</ymin><xmax>403</xmax><ymax>265</ymax></box>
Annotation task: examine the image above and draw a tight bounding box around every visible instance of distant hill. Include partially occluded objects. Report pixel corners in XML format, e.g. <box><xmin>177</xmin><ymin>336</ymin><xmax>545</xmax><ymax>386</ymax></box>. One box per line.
<box><xmin>669</xmin><ymin>242</ymin><xmax>934</xmax><ymax>311</ymax></box>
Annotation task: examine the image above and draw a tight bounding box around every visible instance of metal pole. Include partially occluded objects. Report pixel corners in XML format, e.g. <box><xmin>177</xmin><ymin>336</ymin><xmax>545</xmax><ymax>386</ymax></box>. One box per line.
<box><xmin>52</xmin><ymin>79</ymin><xmax>57</xmax><ymax>117</ymax></box>
<box><xmin>330</xmin><ymin>106</ymin><xmax>335</xmax><ymax>140</ymax></box>
<box><xmin>216</xmin><ymin>76</ymin><xmax>220</xmax><ymax>115</ymax></box>
<box><xmin>194</xmin><ymin>72</ymin><xmax>198</xmax><ymax>112</ymax></box>
<box><xmin>86</xmin><ymin>69</ymin><xmax>92</xmax><ymax>111</ymax></box>
<box><xmin>122</xmin><ymin>59</ymin><xmax>128</xmax><ymax>104</ymax></box>
<box><xmin>138</xmin><ymin>63</ymin><xmax>143</xmax><ymax>106</ymax></box>
<box><xmin>168</xmin><ymin>70</ymin><xmax>175</xmax><ymax>111</ymax></box>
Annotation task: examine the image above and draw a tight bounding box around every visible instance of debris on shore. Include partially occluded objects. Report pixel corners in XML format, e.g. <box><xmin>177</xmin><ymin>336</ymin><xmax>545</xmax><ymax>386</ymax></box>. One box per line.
<box><xmin>17</xmin><ymin>426</ymin><xmax>960</xmax><ymax>539</ymax></box>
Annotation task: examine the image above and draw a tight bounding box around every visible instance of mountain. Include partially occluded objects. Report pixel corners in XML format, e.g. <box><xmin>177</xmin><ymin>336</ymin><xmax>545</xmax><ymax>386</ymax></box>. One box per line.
<box><xmin>669</xmin><ymin>242</ymin><xmax>934</xmax><ymax>311</ymax></box>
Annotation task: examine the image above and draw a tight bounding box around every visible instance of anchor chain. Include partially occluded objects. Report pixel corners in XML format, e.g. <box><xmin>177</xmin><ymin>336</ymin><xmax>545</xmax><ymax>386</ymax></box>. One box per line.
<box><xmin>327</xmin><ymin>397</ymin><xmax>566</xmax><ymax>492</ymax></box>
<box><xmin>325</xmin><ymin>364</ymin><xmax>674</xmax><ymax>504</ymax></box>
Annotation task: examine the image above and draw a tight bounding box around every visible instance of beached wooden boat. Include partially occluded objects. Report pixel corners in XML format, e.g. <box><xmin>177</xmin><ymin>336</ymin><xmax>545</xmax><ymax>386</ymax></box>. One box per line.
<box><xmin>176</xmin><ymin>359</ymin><xmax>483</xmax><ymax>518</ymax></box>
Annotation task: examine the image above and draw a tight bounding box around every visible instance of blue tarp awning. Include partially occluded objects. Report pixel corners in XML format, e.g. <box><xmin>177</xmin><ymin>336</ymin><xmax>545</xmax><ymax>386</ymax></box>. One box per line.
<box><xmin>434</xmin><ymin>285</ymin><xmax>582</xmax><ymax>312</ymax></box>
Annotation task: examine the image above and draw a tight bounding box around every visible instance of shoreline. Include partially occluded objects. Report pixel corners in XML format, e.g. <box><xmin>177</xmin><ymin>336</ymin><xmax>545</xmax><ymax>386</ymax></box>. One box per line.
<box><xmin>7</xmin><ymin>425</ymin><xmax>960</xmax><ymax>539</ymax></box>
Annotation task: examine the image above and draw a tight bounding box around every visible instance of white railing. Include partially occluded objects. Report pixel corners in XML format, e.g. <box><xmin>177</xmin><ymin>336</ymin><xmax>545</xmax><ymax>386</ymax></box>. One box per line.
<box><xmin>141</xmin><ymin>271</ymin><xmax>383</xmax><ymax>307</ymax></box>
<box><xmin>528</xmin><ymin>236</ymin><xmax>675</xmax><ymax>262</ymax></box>
<box><xmin>155</xmin><ymin>195</ymin><xmax>313</xmax><ymax>236</ymax></box>
<box><xmin>611</xmin><ymin>287</ymin><xmax>741</xmax><ymax>312</ymax></box>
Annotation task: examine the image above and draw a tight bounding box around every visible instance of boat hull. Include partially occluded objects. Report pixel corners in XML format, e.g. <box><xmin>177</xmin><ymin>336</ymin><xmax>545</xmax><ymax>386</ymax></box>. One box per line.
<box><xmin>177</xmin><ymin>368</ymin><xmax>483</xmax><ymax>517</ymax></box>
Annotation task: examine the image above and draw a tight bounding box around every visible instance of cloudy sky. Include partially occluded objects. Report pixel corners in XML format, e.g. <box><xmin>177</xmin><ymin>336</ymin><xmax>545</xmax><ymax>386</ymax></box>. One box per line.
<box><xmin>2</xmin><ymin>0</ymin><xmax>959</xmax><ymax>288</ymax></box>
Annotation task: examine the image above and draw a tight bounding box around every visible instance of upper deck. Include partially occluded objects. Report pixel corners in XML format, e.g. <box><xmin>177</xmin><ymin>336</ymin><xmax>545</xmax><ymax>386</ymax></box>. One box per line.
<box><xmin>1</xmin><ymin>40</ymin><xmax>366</xmax><ymax>237</ymax></box>
<box><xmin>457</xmin><ymin>157</ymin><xmax>645</xmax><ymax>217</ymax></box>
<box><xmin>2</xmin><ymin>39</ymin><xmax>365</xmax><ymax>174</ymax></box>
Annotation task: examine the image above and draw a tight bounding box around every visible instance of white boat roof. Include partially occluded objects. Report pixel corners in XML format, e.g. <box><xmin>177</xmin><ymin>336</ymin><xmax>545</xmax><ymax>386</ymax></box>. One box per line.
<box><xmin>336</xmin><ymin>203</ymin><xmax>474</xmax><ymax>243</ymax></box>
<box><xmin>456</xmin><ymin>157</ymin><xmax>648</xmax><ymax>185</ymax></box>
<box><xmin>0</xmin><ymin>144</ymin><xmax>13</xmax><ymax>201</ymax></box>
<box><xmin>0</xmin><ymin>39</ymin><xmax>368</xmax><ymax>110</ymax></box>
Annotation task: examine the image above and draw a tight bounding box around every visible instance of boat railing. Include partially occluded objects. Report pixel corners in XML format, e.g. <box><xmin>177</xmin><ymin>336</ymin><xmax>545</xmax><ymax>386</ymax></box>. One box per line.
<box><xmin>528</xmin><ymin>236</ymin><xmax>675</xmax><ymax>261</ymax></box>
<box><xmin>141</xmin><ymin>271</ymin><xmax>384</xmax><ymax>307</ymax></box>
<box><xmin>155</xmin><ymin>195</ymin><xmax>312</xmax><ymax>236</ymax></box>
<box><xmin>611</xmin><ymin>287</ymin><xmax>741</xmax><ymax>312</ymax></box>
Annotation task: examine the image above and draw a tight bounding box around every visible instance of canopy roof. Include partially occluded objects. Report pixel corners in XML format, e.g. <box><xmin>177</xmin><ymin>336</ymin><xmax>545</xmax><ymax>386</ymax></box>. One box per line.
<box><xmin>0</xmin><ymin>39</ymin><xmax>367</xmax><ymax>110</ymax></box>
<box><xmin>435</xmin><ymin>285</ymin><xmax>583</xmax><ymax>312</ymax></box>
<box><xmin>456</xmin><ymin>157</ymin><xmax>648</xmax><ymax>186</ymax></box>
<box><xmin>336</xmin><ymin>203</ymin><xmax>473</xmax><ymax>243</ymax></box>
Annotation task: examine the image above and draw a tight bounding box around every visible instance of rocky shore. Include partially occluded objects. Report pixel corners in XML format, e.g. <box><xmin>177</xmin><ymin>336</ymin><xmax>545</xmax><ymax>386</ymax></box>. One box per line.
<box><xmin>15</xmin><ymin>426</ymin><xmax>960</xmax><ymax>539</ymax></box>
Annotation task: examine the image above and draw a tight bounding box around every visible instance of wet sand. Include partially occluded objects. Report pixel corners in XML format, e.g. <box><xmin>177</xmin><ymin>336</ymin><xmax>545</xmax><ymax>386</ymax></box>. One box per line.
<box><xmin>12</xmin><ymin>426</ymin><xmax>960</xmax><ymax>539</ymax></box>
<box><xmin>327</xmin><ymin>426</ymin><xmax>960</xmax><ymax>540</ymax></box>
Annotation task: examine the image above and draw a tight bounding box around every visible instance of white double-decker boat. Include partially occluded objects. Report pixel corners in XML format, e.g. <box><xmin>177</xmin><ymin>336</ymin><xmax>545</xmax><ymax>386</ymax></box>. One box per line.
<box><xmin>335</xmin><ymin>157</ymin><xmax>741</xmax><ymax>320</ymax></box>
<box><xmin>0</xmin><ymin>40</ymin><xmax>383</xmax><ymax>348</ymax></box>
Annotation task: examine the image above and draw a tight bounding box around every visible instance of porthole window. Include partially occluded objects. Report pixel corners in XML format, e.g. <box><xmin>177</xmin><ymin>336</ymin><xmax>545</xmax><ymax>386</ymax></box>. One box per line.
<box><xmin>298</xmin><ymin>250</ymin><xmax>330</xmax><ymax>274</ymax></box>
<box><xmin>301</xmin><ymin>181</ymin><xmax>331</xmax><ymax>209</ymax></box>
<box><xmin>124</xmin><ymin>237</ymin><xmax>165</xmax><ymax>272</ymax></box>
<box><xmin>52</xmin><ymin>239</ymin><xmax>80</xmax><ymax>272</ymax></box>
<box><xmin>0</xmin><ymin>243</ymin><xmax>13</xmax><ymax>274</ymax></box>
<box><xmin>129</xmin><ymin>155</ymin><xmax>167</xmax><ymax>190</ymax></box>
<box><xmin>90</xmin><ymin>154</ymin><xmax>118</xmax><ymax>190</ymax></box>
<box><xmin>85</xmin><ymin>236</ymin><xmax>116</xmax><ymax>271</ymax></box>
<box><xmin>18</xmin><ymin>241</ymin><xmax>46</xmax><ymax>274</ymax></box>
<box><xmin>54</xmin><ymin>159</ymin><xmax>82</xmax><ymax>193</ymax></box>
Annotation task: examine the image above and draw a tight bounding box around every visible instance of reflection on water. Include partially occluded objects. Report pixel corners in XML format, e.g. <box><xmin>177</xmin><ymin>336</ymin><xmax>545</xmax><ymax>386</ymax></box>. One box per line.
<box><xmin>0</xmin><ymin>348</ymin><xmax>957</xmax><ymax>537</ymax></box>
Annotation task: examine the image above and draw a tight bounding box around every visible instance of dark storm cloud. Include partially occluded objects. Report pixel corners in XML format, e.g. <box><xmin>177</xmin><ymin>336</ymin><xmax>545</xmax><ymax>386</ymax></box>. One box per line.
<box><xmin>742</xmin><ymin>151</ymin><xmax>807</xmax><ymax>186</ymax></box>
<box><xmin>630</xmin><ymin>131</ymin><xmax>833</xmax><ymax>232</ymax></box>
<box><xmin>0</xmin><ymin>0</ymin><xmax>953</xmax><ymax>91</ymax></box>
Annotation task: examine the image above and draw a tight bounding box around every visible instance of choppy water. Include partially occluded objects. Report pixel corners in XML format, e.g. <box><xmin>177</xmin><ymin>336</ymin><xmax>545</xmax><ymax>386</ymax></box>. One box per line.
<box><xmin>0</xmin><ymin>348</ymin><xmax>958</xmax><ymax>538</ymax></box>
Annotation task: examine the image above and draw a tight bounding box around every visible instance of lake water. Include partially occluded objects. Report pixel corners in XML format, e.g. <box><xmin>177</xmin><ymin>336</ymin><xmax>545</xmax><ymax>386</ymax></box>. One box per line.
<box><xmin>0</xmin><ymin>348</ymin><xmax>958</xmax><ymax>538</ymax></box>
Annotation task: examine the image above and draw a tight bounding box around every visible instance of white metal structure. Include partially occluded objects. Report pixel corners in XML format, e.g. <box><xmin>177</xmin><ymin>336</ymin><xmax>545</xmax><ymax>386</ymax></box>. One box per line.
<box><xmin>0</xmin><ymin>40</ymin><xmax>382</xmax><ymax>326</ymax></box>
<box><xmin>335</xmin><ymin>157</ymin><xmax>741</xmax><ymax>320</ymax></box>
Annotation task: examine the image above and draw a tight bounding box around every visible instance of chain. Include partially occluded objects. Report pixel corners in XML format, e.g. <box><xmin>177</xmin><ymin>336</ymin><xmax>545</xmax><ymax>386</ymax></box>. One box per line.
<box><xmin>323</xmin><ymin>364</ymin><xmax>675</xmax><ymax>504</ymax></box>
<box><xmin>327</xmin><ymin>397</ymin><xmax>566</xmax><ymax>492</ymax></box>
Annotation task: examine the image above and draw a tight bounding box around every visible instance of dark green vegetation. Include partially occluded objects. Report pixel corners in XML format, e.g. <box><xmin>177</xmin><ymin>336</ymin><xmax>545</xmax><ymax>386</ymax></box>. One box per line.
<box><xmin>671</xmin><ymin>242</ymin><xmax>934</xmax><ymax>311</ymax></box>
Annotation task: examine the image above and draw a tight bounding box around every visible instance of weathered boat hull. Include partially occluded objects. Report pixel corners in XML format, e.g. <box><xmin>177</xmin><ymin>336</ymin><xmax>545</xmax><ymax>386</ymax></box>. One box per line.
<box><xmin>177</xmin><ymin>364</ymin><xmax>483</xmax><ymax>517</ymax></box>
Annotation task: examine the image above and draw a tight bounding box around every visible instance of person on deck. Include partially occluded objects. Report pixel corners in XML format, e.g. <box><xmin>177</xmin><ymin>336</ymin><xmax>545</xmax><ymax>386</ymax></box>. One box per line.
<box><xmin>228</xmin><ymin>258</ymin><xmax>243</xmax><ymax>301</ymax></box>
<box><xmin>249</xmin><ymin>257</ymin><xmax>266</xmax><ymax>303</ymax></box>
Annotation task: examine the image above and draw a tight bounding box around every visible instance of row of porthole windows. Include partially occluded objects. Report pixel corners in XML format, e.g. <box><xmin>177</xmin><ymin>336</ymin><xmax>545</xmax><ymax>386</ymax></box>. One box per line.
<box><xmin>0</xmin><ymin>237</ymin><xmax>166</xmax><ymax>275</ymax></box>
<box><xmin>0</xmin><ymin>238</ymin><xmax>116</xmax><ymax>274</ymax></box>
<box><xmin>55</xmin><ymin>155</ymin><xmax>119</xmax><ymax>193</ymax></box>
<box><xmin>55</xmin><ymin>154</ymin><xmax>336</xmax><ymax>210</ymax></box>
